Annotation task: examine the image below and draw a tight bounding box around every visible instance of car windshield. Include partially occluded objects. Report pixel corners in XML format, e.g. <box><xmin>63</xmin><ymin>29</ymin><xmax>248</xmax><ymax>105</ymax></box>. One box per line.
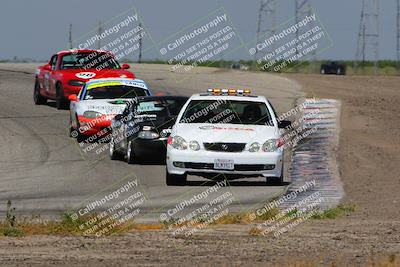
<box><xmin>179</xmin><ymin>100</ymin><xmax>274</xmax><ymax>126</ymax></box>
<box><xmin>60</xmin><ymin>52</ymin><xmax>120</xmax><ymax>70</ymax></box>
<box><xmin>84</xmin><ymin>86</ymin><xmax>148</xmax><ymax>100</ymax></box>
<box><xmin>134</xmin><ymin>99</ymin><xmax>187</xmax><ymax>118</ymax></box>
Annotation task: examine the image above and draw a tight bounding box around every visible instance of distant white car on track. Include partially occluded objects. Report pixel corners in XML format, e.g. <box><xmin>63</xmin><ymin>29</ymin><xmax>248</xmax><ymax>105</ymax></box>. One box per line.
<box><xmin>166</xmin><ymin>88</ymin><xmax>291</xmax><ymax>185</ymax></box>
<box><xmin>68</xmin><ymin>78</ymin><xmax>151</xmax><ymax>141</ymax></box>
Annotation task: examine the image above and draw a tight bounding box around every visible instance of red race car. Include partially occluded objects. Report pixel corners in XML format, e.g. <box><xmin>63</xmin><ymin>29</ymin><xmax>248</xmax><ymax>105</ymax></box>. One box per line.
<box><xmin>34</xmin><ymin>49</ymin><xmax>135</xmax><ymax>109</ymax></box>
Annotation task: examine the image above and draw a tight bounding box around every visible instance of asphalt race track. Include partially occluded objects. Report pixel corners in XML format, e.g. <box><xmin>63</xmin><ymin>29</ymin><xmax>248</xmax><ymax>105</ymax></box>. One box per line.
<box><xmin>0</xmin><ymin>63</ymin><xmax>303</xmax><ymax>222</ymax></box>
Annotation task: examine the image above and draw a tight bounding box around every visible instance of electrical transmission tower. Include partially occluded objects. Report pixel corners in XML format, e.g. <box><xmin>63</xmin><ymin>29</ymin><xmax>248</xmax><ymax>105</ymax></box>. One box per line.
<box><xmin>295</xmin><ymin>0</ymin><xmax>316</xmax><ymax>70</ymax></box>
<box><xmin>97</xmin><ymin>21</ymin><xmax>103</xmax><ymax>50</ymax></box>
<box><xmin>355</xmin><ymin>0</ymin><xmax>379</xmax><ymax>74</ymax></box>
<box><xmin>397</xmin><ymin>0</ymin><xmax>400</xmax><ymax>70</ymax></box>
<box><xmin>138</xmin><ymin>22</ymin><xmax>142</xmax><ymax>63</ymax></box>
<box><xmin>255</xmin><ymin>0</ymin><xmax>276</xmax><ymax>65</ymax></box>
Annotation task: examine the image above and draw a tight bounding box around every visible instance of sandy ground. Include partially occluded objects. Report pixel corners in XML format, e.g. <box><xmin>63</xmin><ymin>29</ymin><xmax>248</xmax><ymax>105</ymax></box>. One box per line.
<box><xmin>288</xmin><ymin>74</ymin><xmax>400</xmax><ymax>221</ymax></box>
<box><xmin>0</xmin><ymin>71</ymin><xmax>399</xmax><ymax>266</ymax></box>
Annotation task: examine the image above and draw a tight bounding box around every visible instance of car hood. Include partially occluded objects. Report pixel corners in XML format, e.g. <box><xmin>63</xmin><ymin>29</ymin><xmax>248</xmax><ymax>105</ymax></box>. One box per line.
<box><xmin>77</xmin><ymin>99</ymin><xmax>129</xmax><ymax>115</ymax></box>
<box><xmin>172</xmin><ymin>123</ymin><xmax>279</xmax><ymax>143</ymax></box>
<box><xmin>60</xmin><ymin>69</ymin><xmax>134</xmax><ymax>81</ymax></box>
<box><xmin>136</xmin><ymin>116</ymin><xmax>175</xmax><ymax>127</ymax></box>
<box><xmin>130</xmin><ymin>116</ymin><xmax>176</xmax><ymax>138</ymax></box>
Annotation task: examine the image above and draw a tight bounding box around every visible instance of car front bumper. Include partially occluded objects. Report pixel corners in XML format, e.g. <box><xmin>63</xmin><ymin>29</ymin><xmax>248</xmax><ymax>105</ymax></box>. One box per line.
<box><xmin>166</xmin><ymin>148</ymin><xmax>283</xmax><ymax>178</ymax></box>
<box><xmin>78</xmin><ymin>115</ymin><xmax>113</xmax><ymax>136</ymax></box>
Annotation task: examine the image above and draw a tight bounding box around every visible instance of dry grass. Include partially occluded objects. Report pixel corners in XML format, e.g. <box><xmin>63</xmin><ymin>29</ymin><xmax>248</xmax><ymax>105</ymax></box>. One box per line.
<box><xmin>0</xmin><ymin>206</ymin><xmax>302</xmax><ymax>237</ymax></box>
<box><xmin>249</xmin><ymin>226</ymin><xmax>262</xmax><ymax>236</ymax></box>
<box><xmin>311</xmin><ymin>204</ymin><xmax>356</xmax><ymax>219</ymax></box>
<box><xmin>0</xmin><ymin>202</ymin><xmax>355</xmax><ymax>237</ymax></box>
<box><xmin>162</xmin><ymin>208</ymin><xmax>280</xmax><ymax>232</ymax></box>
<box><xmin>0</xmin><ymin>212</ymin><xmax>164</xmax><ymax>237</ymax></box>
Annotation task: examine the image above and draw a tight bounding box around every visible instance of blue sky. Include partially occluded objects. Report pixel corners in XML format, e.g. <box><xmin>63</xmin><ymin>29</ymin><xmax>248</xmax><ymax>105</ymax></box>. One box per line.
<box><xmin>0</xmin><ymin>0</ymin><xmax>397</xmax><ymax>61</ymax></box>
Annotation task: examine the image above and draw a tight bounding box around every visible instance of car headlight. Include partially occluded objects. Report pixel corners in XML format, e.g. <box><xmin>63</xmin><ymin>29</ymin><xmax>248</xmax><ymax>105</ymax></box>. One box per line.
<box><xmin>138</xmin><ymin>131</ymin><xmax>159</xmax><ymax>139</ymax></box>
<box><xmin>262</xmin><ymin>139</ymin><xmax>283</xmax><ymax>152</ymax></box>
<box><xmin>189</xmin><ymin>140</ymin><xmax>200</xmax><ymax>151</ymax></box>
<box><xmin>83</xmin><ymin>110</ymin><xmax>102</xmax><ymax>118</ymax></box>
<box><xmin>168</xmin><ymin>136</ymin><xmax>187</xmax><ymax>150</ymax></box>
<box><xmin>249</xmin><ymin>142</ymin><xmax>261</xmax><ymax>152</ymax></box>
<box><xmin>68</xmin><ymin>80</ymin><xmax>85</xmax><ymax>87</ymax></box>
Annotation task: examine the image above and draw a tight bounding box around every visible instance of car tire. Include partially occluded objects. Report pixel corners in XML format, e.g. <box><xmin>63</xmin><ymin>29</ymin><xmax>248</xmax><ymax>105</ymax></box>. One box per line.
<box><xmin>69</xmin><ymin>118</ymin><xmax>75</xmax><ymax>138</ymax></box>
<box><xmin>126</xmin><ymin>140</ymin><xmax>137</xmax><ymax>164</ymax></box>
<box><xmin>166</xmin><ymin>168</ymin><xmax>187</xmax><ymax>186</ymax></box>
<box><xmin>56</xmin><ymin>83</ymin><xmax>68</xmax><ymax>110</ymax></box>
<box><xmin>75</xmin><ymin>120</ymin><xmax>86</xmax><ymax>143</ymax></box>
<box><xmin>337</xmin><ymin>67</ymin><xmax>345</xmax><ymax>75</ymax></box>
<box><xmin>267</xmin><ymin>168</ymin><xmax>284</xmax><ymax>185</ymax></box>
<box><xmin>33</xmin><ymin>80</ymin><xmax>47</xmax><ymax>105</ymax></box>
<box><xmin>109</xmin><ymin>135</ymin><xmax>121</xmax><ymax>160</ymax></box>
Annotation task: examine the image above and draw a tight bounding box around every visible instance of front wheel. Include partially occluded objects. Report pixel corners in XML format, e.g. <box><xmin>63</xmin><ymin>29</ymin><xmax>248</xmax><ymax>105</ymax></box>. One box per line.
<box><xmin>166</xmin><ymin>168</ymin><xmax>187</xmax><ymax>186</ymax></box>
<box><xmin>109</xmin><ymin>136</ymin><xmax>121</xmax><ymax>160</ymax></box>
<box><xmin>337</xmin><ymin>67</ymin><xmax>345</xmax><ymax>75</ymax></box>
<box><xmin>75</xmin><ymin>120</ymin><xmax>86</xmax><ymax>143</ymax></box>
<box><xmin>126</xmin><ymin>140</ymin><xmax>137</xmax><ymax>164</ymax></box>
<box><xmin>33</xmin><ymin>80</ymin><xmax>47</xmax><ymax>105</ymax></box>
<box><xmin>69</xmin><ymin>119</ymin><xmax>75</xmax><ymax>138</ymax></box>
<box><xmin>56</xmin><ymin>83</ymin><xmax>68</xmax><ymax>110</ymax></box>
<box><xmin>267</xmin><ymin>168</ymin><xmax>284</xmax><ymax>185</ymax></box>
<box><xmin>267</xmin><ymin>176</ymin><xmax>283</xmax><ymax>185</ymax></box>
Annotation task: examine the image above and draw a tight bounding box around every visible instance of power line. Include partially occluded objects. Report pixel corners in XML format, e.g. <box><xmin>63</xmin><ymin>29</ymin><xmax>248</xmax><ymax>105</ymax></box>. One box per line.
<box><xmin>255</xmin><ymin>0</ymin><xmax>277</xmax><ymax>64</ymax></box>
<box><xmin>355</xmin><ymin>0</ymin><xmax>379</xmax><ymax>74</ymax></box>
<box><xmin>295</xmin><ymin>0</ymin><xmax>316</xmax><ymax>70</ymax></box>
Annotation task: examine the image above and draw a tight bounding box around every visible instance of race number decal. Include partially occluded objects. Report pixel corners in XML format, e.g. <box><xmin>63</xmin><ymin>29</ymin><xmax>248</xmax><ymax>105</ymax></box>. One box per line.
<box><xmin>75</xmin><ymin>72</ymin><xmax>96</xmax><ymax>79</ymax></box>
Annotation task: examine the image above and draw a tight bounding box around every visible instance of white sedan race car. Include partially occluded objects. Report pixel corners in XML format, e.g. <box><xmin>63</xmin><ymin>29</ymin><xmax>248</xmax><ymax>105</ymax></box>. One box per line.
<box><xmin>166</xmin><ymin>89</ymin><xmax>291</xmax><ymax>186</ymax></box>
<box><xmin>69</xmin><ymin>78</ymin><xmax>151</xmax><ymax>141</ymax></box>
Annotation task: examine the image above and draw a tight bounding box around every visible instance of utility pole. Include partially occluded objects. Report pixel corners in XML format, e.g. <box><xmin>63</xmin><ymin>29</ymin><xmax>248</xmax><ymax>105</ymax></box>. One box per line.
<box><xmin>97</xmin><ymin>21</ymin><xmax>103</xmax><ymax>50</ymax></box>
<box><xmin>295</xmin><ymin>0</ymin><xmax>316</xmax><ymax>72</ymax></box>
<box><xmin>255</xmin><ymin>0</ymin><xmax>276</xmax><ymax>69</ymax></box>
<box><xmin>396</xmin><ymin>0</ymin><xmax>400</xmax><ymax>71</ymax></box>
<box><xmin>355</xmin><ymin>0</ymin><xmax>379</xmax><ymax>74</ymax></box>
<box><xmin>362</xmin><ymin>25</ymin><xmax>366</xmax><ymax>65</ymax></box>
<box><xmin>138</xmin><ymin>22</ymin><xmax>142</xmax><ymax>63</ymax></box>
<box><xmin>68</xmin><ymin>23</ymin><xmax>73</xmax><ymax>49</ymax></box>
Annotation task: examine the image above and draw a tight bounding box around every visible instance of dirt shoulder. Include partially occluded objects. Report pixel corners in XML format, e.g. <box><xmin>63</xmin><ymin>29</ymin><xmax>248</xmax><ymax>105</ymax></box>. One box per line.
<box><xmin>0</xmin><ymin>73</ymin><xmax>399</xmax><ymax>266</ymax></box>
<box><xmin>286</xmin><ymin>73</ymin><xmax>400</xmax><ymax>221</ymax></box>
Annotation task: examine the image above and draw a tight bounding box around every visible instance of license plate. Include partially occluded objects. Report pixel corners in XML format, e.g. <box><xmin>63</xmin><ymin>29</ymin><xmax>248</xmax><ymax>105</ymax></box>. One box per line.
<box><xmin>214</xmin><ymin>159</ymin><xmax>234</xmax><ymax>170</ymax></box>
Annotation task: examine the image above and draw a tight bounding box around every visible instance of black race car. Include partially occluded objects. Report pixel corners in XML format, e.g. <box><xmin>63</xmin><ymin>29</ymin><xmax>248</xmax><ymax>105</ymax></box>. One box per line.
<box><xmin>109</xmin><ymin>95</ymin><xmax>188</xmax><ymax>163</ymax></box>
<box><xmin>320</xmin><ymin>61</ymin><xmax>346</xmax><ymax>75</ymax></box>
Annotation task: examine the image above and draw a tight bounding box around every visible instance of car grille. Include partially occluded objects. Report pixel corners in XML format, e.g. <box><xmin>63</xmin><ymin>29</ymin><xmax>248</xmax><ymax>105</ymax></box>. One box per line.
<box><xmin>203</xmin><ymin>142</ymin><xmax>246</xmax><ymax>152</ymax></box>
<box><xmin>183</xmin><ymin>162</ymin><xmax>214</xmax><ymax>169</ymax></box>
<box><xmin>174</xmin><ymin>162</ymin><xmax>275</xmax><ymax>171</ymax></box>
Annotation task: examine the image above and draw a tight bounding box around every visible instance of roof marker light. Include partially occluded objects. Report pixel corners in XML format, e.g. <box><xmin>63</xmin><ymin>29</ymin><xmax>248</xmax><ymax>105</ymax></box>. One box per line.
<box><xmin>207</xmin><ymin>88</ymin><xmax>252</xmax><ymax>96</ymax></box>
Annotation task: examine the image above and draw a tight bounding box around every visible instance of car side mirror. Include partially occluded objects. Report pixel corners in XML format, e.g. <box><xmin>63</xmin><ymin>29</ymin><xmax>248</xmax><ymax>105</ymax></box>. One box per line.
<box><xmin>68</xmin><ymin>94</ymin><xmax>78</xmax><ymax>102</ymax></box>
<box><xmin>121</xmin><ymin>63</ymin><xmax>130</xmax><ymax>69</ymax></box>
<box><xmin>278</xmin><ymin>120</ymin><xmax>291</xmax><ymax>129</ymax></box>
<box><xmin>114</xmin><ymin>114</ymin><xmax>123</xmax><ymax>120</ymax></box>
<box><xmin>43</xmin><ymin>64</ymin><xmax>52</xmax><ymax>71</ymax></box>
